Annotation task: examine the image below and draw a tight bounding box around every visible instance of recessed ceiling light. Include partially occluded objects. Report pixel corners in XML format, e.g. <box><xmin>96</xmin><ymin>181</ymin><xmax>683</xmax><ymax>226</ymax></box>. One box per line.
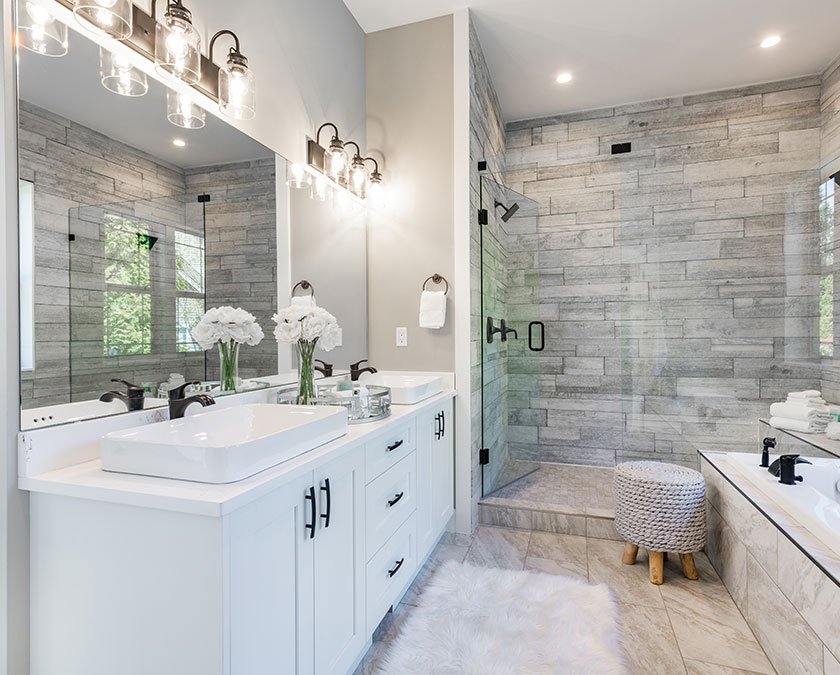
<box><xmin>556</xmin><ymin>72</ymin><xmax>573</xmax><ymax>84</ymax></box>
<box><xmin>172</xmin><ymin>138</ymin><xmax>186</xmax><ymax>147</ymax></box>
<box><xmin>760</xmin><ymin>35</ymin><xmax>781</xmax><ymax>49</ymax></box>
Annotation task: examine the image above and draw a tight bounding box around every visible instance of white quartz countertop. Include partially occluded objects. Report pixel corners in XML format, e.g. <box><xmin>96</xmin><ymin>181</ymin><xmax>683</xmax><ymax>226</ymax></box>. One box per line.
<box><xmin>20</xmin><ymin>391</ymin><xmax>455</xmax><ymax>517</ymax></box>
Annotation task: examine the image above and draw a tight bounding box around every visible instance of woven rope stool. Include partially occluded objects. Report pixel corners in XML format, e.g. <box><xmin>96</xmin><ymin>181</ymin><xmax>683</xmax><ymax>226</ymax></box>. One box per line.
<box><xmin>613</xmin><ymin>461</ymin><xmax>706</xmax><ymax>585</ymax></box>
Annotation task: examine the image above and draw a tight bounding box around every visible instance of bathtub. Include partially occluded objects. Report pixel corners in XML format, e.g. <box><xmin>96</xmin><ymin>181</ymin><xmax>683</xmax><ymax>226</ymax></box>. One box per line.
<box><xmin>719</xmin><ymin>452</ymin><xmax>840</xmax><ymax>558</ymax></box>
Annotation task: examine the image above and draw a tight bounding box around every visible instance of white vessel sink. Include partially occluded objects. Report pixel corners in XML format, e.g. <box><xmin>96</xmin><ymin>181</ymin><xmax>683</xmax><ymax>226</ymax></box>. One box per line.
<box><xmin>101</xmin><ymin>403</ymin><xmax>348</xmax><ymax>483</ymax></box>
<box><xmin>361</xmin><ymin>373</ymin><xmax>443</xmax><ymax>405</ymax></box>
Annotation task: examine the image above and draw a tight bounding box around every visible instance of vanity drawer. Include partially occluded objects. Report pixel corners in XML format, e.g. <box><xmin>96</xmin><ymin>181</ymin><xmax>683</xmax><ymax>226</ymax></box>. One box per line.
<box><xmin>366</xmin><ymin>513</ymin><xmax>417</xmax><ymax>635</ymax></box>
<box><xmin>365</xmin><ymin>420</ymin><xmax>416</xmax><ymax>483</ymax></box>
<box><xmin>366</xmin><ymin>453</ymin><xmax>417</xmax><ymax>557</ymax></box>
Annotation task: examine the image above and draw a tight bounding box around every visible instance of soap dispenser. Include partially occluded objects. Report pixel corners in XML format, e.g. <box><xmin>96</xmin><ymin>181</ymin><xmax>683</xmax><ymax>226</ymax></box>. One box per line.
<box><xmin>760</xmin><ymin>437</ymin><xmax>776</xmax><ymax>468</ymax></box>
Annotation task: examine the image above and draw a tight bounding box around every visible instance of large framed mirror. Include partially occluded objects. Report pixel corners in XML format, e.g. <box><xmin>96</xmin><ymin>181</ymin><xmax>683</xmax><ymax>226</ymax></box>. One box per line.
<box><xmin>17</xmin><ymin>3</ymin><xmax>368</xmax><ymax>429</ymax></box>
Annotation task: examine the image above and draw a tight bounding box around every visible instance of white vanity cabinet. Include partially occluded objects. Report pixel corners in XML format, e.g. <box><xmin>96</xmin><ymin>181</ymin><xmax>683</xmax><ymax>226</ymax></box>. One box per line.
<box><xmin>416</xmin><ymin>398</ymin><xmax>455</xmax><ymax>560</ymax></box>
<box><xmin>229</xmin><ymin>445</ymin><xmax>366</xmax><ymax>675</ymax></box>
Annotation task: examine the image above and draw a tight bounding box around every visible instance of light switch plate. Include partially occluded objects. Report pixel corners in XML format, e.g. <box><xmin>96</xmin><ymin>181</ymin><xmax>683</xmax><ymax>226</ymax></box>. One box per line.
<box><xmin>396</xmin><ymin>327</ymin><xmax>408</xmax><ymax>347</ymax></box>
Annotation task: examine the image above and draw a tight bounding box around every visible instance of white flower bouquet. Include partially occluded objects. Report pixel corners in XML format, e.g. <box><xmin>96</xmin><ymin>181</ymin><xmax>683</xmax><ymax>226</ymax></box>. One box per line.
<box><xmin>191</xmin><ymin>306</ymin><xmax>264</xmax><ymax>391</ymax></box>
<box><xmin>273</xmin><ymin>304</ymin><xmax>341</xmax><ymax>403</ymax></box>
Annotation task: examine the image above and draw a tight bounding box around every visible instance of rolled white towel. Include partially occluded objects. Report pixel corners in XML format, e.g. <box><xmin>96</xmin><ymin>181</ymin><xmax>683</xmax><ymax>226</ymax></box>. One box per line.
<box><xmin>770</xmin><ymin>416</ymin><xmax>828</xmax><ymax>434</ymax></box>
<box><xmin>419</xmin><ymin>290</ymin><xmax>447</xmax><ymax>329</ymax></box>
<box><xmin>770</xmin><ymin>402</ymin><xmax>831</xmax><ymax>421</ymax></box>
<box><xmin>787</xmin><ymin>397</ymin><xmax>827</xmax><ymax>408</ymax></box>
<box><xmin>787</xmin><ymin>390</ymin><xmax>821</xmax><ymax>399</ymax></box>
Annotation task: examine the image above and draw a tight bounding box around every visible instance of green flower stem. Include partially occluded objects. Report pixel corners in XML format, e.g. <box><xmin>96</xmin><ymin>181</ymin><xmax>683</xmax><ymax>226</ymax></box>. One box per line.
<box><xmin>297</xmin><ymin>339</ymin><xmax>318</xmax><ymax>405</ymax></box>
<box><xmin>218</xmin><ymin>339</ymin><xmax>240</xmax><ymax>392</ymax></box>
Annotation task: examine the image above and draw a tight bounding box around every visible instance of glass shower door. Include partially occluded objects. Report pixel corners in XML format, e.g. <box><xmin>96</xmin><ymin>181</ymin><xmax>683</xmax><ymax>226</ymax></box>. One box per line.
<box><xmin>479</xmin><ymin>172</ymin><xmax>543</xmax><ymax>496</ymax></box>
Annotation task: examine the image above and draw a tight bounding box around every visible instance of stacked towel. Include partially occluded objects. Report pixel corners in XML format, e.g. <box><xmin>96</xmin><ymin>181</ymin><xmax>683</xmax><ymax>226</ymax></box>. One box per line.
<box><xmin>769</xmin><ymin>390</ymin><xmax>831</xmax><ymax>434</ymax></box>
<box><xmin>419</xmin><ymin>291</ymin><xmax>447</xmax><ymax>329</ymax></box>
<box><xmin>291</xmin><ymin>295</ymin><xmax>316</xmax><ymax>308</ymax></box>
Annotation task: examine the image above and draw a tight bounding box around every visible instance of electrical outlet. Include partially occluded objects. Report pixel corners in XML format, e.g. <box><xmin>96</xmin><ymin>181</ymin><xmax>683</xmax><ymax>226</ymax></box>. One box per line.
<box><xmin>396</xmin><ymin>327</ymin><xmax>408</xmax><ymax>347</ymax></box>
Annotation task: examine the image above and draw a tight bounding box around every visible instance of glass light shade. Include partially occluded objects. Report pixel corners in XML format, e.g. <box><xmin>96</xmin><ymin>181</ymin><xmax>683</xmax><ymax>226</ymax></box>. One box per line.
<box><xmin>17</xmin><ymin>0</ymin><xmax>67</xmax><ymax>56</ymax></box>
<box><xmin>155</xmin><ymin>11</ymin><xmax>201</xmax><ymax>84</ymax></box>
<box><xmin>166</xmin><ymin>89</ymin><xmax>205</xmax><ymax>128</ymax></box>
<box><xmin>349</xmin><ymin>158</ymin><xmax>369</xmax><ymax>198</ymax></box>
<box><xmin>74</xmin><ymin>0</ymin><xmax>132</xmax><ymax>39</ymax></box>
<box><xmin>100</xmin><ymin>47</ymin><xmax>148</xmax><ymax>97</ymax></box>
<box><xmin>311</xmin><ymin>174</ymin><xmax>330</xmax><ymax>202</ymax></box>
<box><xmin>368</xmin><ymin>174</ymin><xmax>386</xmax><ymax>208</ymax></box>
<box><xmin>219</xmin><ymin>60</ymin><xmax>255</xmax><ymax>120</ymax></box>
<box><xmin>324</xmin><ymin>142</ymin><xmax>348</xmax><ymax>182</ymax></box>
<box><xmin>287</xmin><ymin>163</ymin><xmax>312</xmax><ymax>189</ymax></box>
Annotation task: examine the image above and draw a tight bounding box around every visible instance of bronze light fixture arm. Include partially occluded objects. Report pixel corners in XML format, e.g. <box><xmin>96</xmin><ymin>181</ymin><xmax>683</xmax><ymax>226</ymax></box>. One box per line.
<box><xmin>315</xmin><ymin>123</ymin><xmax>341</xmax><ymax>146</ymax></box>
<box><xmin>209</xmin><ymin>29</ymin><xmax>244</xmax><ymax>63</ymax></box>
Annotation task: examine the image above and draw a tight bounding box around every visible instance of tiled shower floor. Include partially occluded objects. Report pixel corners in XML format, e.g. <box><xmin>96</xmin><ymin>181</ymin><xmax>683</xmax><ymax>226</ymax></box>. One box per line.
<box><xmin>480</xmin><ymin>461</ymin><xmax>617</xmax><ymax>534</ymax></box>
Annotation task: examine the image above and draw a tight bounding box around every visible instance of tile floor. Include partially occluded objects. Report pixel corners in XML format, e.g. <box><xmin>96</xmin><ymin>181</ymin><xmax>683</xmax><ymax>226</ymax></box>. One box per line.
<box><xmin>355</xmin><ymin>525</ymin><xmax>776</xmax><ymax>675</ymax></box>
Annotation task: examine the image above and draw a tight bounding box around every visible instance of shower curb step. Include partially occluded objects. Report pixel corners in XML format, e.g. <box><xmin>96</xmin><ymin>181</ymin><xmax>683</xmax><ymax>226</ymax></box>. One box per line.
<box><xmin>478</xmin><ymin>502</ymin><xmax>620</xmax><ymax>541</ymax></box>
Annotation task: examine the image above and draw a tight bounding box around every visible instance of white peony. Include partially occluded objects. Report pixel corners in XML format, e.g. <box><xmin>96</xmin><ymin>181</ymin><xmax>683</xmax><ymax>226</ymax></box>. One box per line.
<box><xmin>274</xmin><ymin>319</ymin><xmax>302</xmax><ymax>343</ymax></box>
<box><xmin>272</xmin><ymin>304</ymin><xmax>341</xmax><ymax>351</ymax></box>
<box><xmin>318</xmin><ymin>322</ymin><xmax>341</xmax><ymax>352</ymax></box>
<box><xmin>190</xmin><ymin>306</ymin><xmax>264</xmax><ymax>350</ymax></box>
<box><xmin>301</xmin><ymin>314</ymin><xmax>327</xmax><ymax>341</ymax></box>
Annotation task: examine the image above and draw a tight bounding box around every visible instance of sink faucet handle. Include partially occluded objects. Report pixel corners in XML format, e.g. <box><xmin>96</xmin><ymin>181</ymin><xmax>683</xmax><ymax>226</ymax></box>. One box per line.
<box><xmin>110</xmin><ymin>378</ymin><xmax>144</xmax><ymax>398</ymax></box>
<box><xmin>168</xmin><ymin>381</ymin><xmax>201</xmax><ymax>401</ymax></box>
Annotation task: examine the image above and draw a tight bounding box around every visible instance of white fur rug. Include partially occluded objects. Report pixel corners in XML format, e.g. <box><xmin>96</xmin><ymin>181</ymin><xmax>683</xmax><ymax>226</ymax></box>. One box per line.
<box><xmin>377</xmin><ymin>561</ymin><xmax>626</xmax><ymax>675</ymax></box>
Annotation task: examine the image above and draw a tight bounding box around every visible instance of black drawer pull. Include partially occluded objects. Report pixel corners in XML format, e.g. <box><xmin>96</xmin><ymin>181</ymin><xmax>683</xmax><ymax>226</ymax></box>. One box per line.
<box><xmin>320</xmin><ymin>478</ymin><xmax>331</xmax><ymax>528</ymax></box>
<box><xmin>440</xmin><ymin>410</ymin><xmax>445</xmax><ymax>438</ymax></box>
<box><xmin>386</xmin><ymin>439</ymin><xmax>404</xmax><ymax>452</ymax></box>
<box><xmin>304</xmin><ymin>486</ymin><xmax>316</xmax><ymax>539</ymax></box>
<box><xmin>387</xmin><ymin>492</ymin><xmax>404</xmax><ymax>507</ymax></box>
<box><xmin>387</xmin><ymin>558</ymin><xmax>405</xmax><ymax>578</ymax></box>
<box><xmin>434</xmin><ymin>413</ymin><xmax>441</xmax><ymax>440</ymax></box>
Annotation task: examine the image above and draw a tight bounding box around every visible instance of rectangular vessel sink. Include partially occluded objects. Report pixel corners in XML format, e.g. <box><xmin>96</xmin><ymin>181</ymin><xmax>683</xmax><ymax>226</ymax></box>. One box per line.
<box><xmin>101</xmin><ymin>403</ymin><xmax>348</xmax><ymax>483</ymax></box>
<box><xmin>362</xmin><ymin>373</ymin><xmax>443</xmax><ymax>405</ymax></box>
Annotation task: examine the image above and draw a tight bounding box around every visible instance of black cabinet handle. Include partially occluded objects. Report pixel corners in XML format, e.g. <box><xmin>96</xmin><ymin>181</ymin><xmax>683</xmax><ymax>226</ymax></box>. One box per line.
<box><xmin>320</xmin><ymin>478</ymin><xmax>331</xmax><ymax>528</ymax></box>
<box><xmin>528</xmin><ymin>321</ymin><xmax>545</xmax><ymax>352</ymax></box>
<box><xmin>387</xmin><ymin>492</ymin><xmax>404</xmax><ymax>507</ymax></box>
<box><xmin>304</xmin><ymin>486</ymin><xmax>316</xmax><ymax>539</ymax></box>
<box><xmin>387</xmin><ymin>558</ymin><xmax>405</xmax><ymax>578</ymax></box>
<box><xmin>386</xmin><ymin>439</ymin><xmax>404</xmax><ymax>452</ymax></box>
<box><xmin>434</xmin><ymin>413</ymin><xmax>441</xmax><ymax>440</ymax></box>
<box><xmin>440</xmin><ymin>410</ymin><xmax>446</xmax><ymax>438</ymax></box>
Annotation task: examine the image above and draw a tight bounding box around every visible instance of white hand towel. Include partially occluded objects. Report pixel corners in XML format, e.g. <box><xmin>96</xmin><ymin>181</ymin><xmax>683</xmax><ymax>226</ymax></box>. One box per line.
<box><xmin>787</xmin><ymin>390</ymin><xmax>821</xmax><ymax>399</ymax></box>
<box><xmin>419</xmin><ymin>291</ymin><xmax>446</xmax><ymax>329</ymax></box>
<box><xmin>291</xmin><ymin>295</ymin><xmax>316</xmax><ymax>308</ymax></box>
<box><xmin>787</xmin><ymin>397</ymin><xmax>827</xmax><ymax>408</ymax></box>
<box><xmin>770</xmin><ymin>416</ymin><xmax>828</xmax><ymax>434</ymax></box>
<box><xmin>770</xmin><ymin>402</ymin><xmax>830</xmax><ymax>421</ymax></box>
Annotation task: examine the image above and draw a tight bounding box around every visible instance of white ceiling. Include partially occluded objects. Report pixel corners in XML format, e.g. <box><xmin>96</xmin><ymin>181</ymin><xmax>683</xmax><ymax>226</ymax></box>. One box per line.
<box><xmin>18</xmin><ymin>28</ymin><xmax>272</xmax><ymax>169</ymax></box>
<box><xmin>343</xmin><ymin>0</ymin><xmax>840</xmax><ymax>122</ymax></box>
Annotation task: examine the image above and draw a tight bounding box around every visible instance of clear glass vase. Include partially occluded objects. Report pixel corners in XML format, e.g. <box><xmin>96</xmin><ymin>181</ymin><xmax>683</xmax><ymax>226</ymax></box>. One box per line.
<box><xmin>297</xmin><ymin>339</ymin><xmax>318</xmax><ymax>405</ymax></box>
<box><xmin>218</xmin><ymin>340</ymin><xmax>240</xmax><ymax>392</ymax></box>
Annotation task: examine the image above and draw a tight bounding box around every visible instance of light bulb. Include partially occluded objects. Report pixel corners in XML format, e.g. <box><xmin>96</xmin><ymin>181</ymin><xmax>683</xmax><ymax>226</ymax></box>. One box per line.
<box><xmin>18</xmin><ymin>0</ymin><xmax>67</xmax><ymax>56</ymax></box>
<box><xmin>74</xmin><ymin>0</ymin><xmax>132</xmax><ymax>39</ymax></box>
<box><xmin>312</xmin><ymin>174</ymin><xmax>329</xmax><ymax>202</ymax></box>
<box><xmin>154</xmin><ymin>4</ymin><xmax>201</xmax><ymax>84</ymax></box>
<box><xmin>288</xmin><ymin>163</ymin><xmax>311</xmax><ymax>189</ymax></box>
<box><xmin>100</xmin><ymin>46</ymin><xmax>148</xmax><ymax>96</ymax></box>
<box><xmin>166</xmin><ymin>89</ymin><xmax>205</xmax><ymax>129</ymax></box>
<box><xmin>218</xmin><ymin>52</ymin><xmax>255</xmax><ymax>120</ymax></box>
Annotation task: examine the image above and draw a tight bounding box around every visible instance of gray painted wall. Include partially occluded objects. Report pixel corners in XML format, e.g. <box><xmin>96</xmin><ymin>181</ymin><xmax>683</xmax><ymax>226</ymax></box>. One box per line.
<box><xmin>498</xmin><ymin>78</ymin><xmax>826</xmax><ymax>468</ymax></box>
<box><xmin>366</xmin><ymin>16</ymin><xmax>455</xmax><ymax>371</ymax></box>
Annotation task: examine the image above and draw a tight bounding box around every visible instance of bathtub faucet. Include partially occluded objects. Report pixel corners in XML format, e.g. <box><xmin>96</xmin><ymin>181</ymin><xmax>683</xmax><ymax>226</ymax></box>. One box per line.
<box><xmin>768</xmin><ymin>454</ymin><xmax>812</xmax><ymax>485</ymax></box>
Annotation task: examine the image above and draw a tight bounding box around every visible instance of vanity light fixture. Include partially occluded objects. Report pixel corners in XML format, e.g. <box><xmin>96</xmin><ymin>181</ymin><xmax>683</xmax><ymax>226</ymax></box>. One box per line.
<box><xmin>365</xmin><ymin>157</ymin><xmax>386</xmax><ymax>208</ymax></box>
<box><xmin>74</xmin><ymin>0</ymin><xmax>133</xmax><ymax>39</ymax></box>
<box><xmin>100</xmin><ymin>46</ymin><xmax>148</xmax><ymax>96</ymax></box>
<box><xmin>17</xmin><ymin>0</ymin><xmax>68</xmax><ymax>56</ymax></box>
<box><xmin>166</xmin><ymin>89</ymin><xmax>205</xmax><ymax>128</ymax></box>
<box><xmin>287</xmin><ymin>163</ymin><xmax>312</xmax><ymax>190</ymax></box>
<box><xmin>309</xmin><ymin>123</ymin><xmax>349</xmax><ymax>182</ymax></box>
<box><xmin>209</xmin><ymin>30</ymin><xmax>256</xmax><ymax>120</ymax></box>
<box><xmin>311</xmin><ymin>173</ymin><xmax>330</xmax><ymax>202</ymax></box>
<box><xmin>154</xmin><ymin>0</ymin><xmax>201</xmax><ymax>84</ymax></box>
<box><xmin>345</xmin><ymin>141</ymin><xmax>369</xmax><ymax>198</ymax></box>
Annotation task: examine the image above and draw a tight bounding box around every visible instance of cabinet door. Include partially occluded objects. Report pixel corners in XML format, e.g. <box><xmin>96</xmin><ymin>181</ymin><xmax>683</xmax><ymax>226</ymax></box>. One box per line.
<box><xmin>313</xmin><ymin>445</ymin><xmax>366</xmax><ymax>675</ymax></box>
<box><xmin>228</xmin><ymin>472</ymin><xmax>315</xmax><ymax>675</ymax></box>
<box><xmin>431</xmin><ymin>399</ymin><xmax>455</xmax><ymax>534</ymax></box>
<box><xmin>415</xmin><ymin>407</ymin><xmax>438</xmax><ymax>560</ymax></box>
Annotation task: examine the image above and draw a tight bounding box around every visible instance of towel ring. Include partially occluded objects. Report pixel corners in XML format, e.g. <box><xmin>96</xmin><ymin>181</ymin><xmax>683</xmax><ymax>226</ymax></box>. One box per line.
<box><xmin>422</xmin><ymin>274</ymin><xmax>449</xmax><ymax>295</ymax></box>
<box><xmin>292</xmin><ymin>280</ymin><xmax>314</xmax><ymax>297</ymax></box>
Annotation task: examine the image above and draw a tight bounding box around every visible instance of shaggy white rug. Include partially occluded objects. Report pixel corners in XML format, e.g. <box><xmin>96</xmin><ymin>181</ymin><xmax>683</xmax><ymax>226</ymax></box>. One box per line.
<box><xmin>377</xmin><ymin>561</ymin><xmax>626</xmax><ymax>675</ymax></box>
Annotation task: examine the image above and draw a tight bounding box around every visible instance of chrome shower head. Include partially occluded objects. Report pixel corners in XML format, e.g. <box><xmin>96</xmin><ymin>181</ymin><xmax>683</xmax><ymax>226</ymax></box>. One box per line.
<box><xmin>494</xmin><ymin>200</ymin><xmax>520</xmax><ymax>223</ymax></box>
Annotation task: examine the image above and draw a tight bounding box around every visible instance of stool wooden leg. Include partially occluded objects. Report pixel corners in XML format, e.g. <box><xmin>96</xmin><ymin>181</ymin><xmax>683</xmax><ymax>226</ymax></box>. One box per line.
<box><xmin>649</xmin><ymin>551</ymin><xmax>665</xmax><ymax>585</ymax></box>
<box><xmin>622</xmin><ymin>543</ymin><xmax>639</xmax><ymax>565</ymax></box>
<box><xmin>680</xmin><ymin>553</ymin><xmax>699</xmax><ymax>581</ymax></box>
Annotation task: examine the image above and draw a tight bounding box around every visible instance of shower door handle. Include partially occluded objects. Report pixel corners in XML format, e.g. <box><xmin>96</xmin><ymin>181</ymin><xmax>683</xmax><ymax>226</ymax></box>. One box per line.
<box><xmin>528</xmin><ymin>321</ymin><xmax>545</xmax><ymax>352</ymax></box>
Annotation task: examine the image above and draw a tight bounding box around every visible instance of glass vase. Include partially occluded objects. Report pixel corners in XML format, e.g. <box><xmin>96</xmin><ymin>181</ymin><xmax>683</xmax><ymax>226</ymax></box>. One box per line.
<box><xmin>297</xmin><ymin>339</ymin><xmax>318</xmax><ymax>405</ymax></box>
<box><xmin>218</xmin><ymin>340</ymin><xmax>240</xmax><ymax>392</ymax></box>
